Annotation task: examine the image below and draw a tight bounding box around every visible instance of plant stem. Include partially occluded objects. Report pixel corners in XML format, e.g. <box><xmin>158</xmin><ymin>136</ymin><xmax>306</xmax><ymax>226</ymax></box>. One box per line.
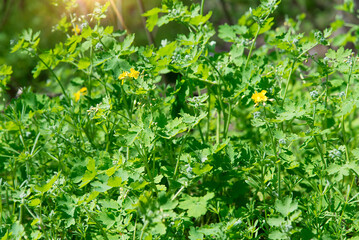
<box><xmin>206</xmin><ymin>87</ymin><xmax>211</xmax><ymax>142</ymax></box>
<box><xmin>200</xmin><ymin>0</ymin><xmax>205</xmax><ymax>15</ymax></box>
<box><xmin>282</xmin><ymin>60</ymin><xmax>296</xmax><ymax>105</ymax></box>
<box><xmin>35</xmin><ymin>53</ymin><xmax>70</xmax><ymax>103</ymax></box>
<box><xmin>244</xmin><ymin>26</ymin><xmax>260</xmax><ymax>69</ymax></box>
<box><xmin>137</xmin><ymin>0</ymin><xmax>155</xmax><ymax>46</ymax></box>
<box><xmin>84</xmin><ymin>207</ymin><xmax>109</xmax><ymax>240</ymax></box>
<box><xmin>109</xmin><ymin>0</ymin><xmax>129</xmax><ymax>32</ymax></box>
<box><xmin>342</xmin><ymin>55</ymin><xmax>356</xmax><ymax>163</ymax></box>
<box><xmin>216</xmin><ymin>109</ymin><xmax>220</xmax><ymax>144</ymax></box>
<box><xmin>173</xmin><ymin>130</ymin><xmax>190</xmax><ymax>179</ymax></box>
<box><xmin>223</xmin><ymin>100</ymin><xmax>232</xmax><ymax>139</ymax></box>
<box><xmin>264</xmin><ymin>108</ymin><xmax>280</xmax><ymax>199</ymax></box>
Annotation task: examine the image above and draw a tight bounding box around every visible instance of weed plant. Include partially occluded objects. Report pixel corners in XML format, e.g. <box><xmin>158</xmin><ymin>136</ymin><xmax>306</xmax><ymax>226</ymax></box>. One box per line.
<box><xmin>1</xmin><ymin>0</ymin><xmax>359</xmax><ymax>239</ymax></box>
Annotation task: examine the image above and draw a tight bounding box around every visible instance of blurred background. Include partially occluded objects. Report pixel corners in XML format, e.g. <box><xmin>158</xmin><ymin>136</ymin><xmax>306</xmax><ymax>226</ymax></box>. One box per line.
<box><xmin>0</xmin><ymin>0</ymin><xmax>357</xmax><ymax>98</ymax></box>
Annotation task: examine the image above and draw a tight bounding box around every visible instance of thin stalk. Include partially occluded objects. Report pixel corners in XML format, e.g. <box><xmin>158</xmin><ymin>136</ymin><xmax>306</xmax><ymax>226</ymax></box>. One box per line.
<box><xmin>140</xmin><ymin>221</ymin><xmax>149</xmax><ymax>240</ymax></box>
<box><xmin>314</xmin><ymin>135</ymin><xmax>327</xmax><ymax>168</ymax></box>
<box><xmin>200</xmin><ymin>0</ymin><xmax>205</xmax><ymax>15</ymax></box>
<box><xmin>35</xmin><ymin>53</ymin><xmax>70</xmax><ymax>103</ymax></box>
<box><xmin>109</xmin><ymin>0</ymin><xmax>129</xmax><ymax>32</ymax></box>
<box><xmin>342</xmin><ymin>56</ymin><xmax>356</xmax><ymax>163</ymax></box>
<box><xmin>0</xmin><ymin>179</ymin><xmax>2</xmax><ymax>226</ymax></box>
<box><xmin>171</xmin><ymin>185</ymin><xmax>185</xmax><ymax>201</ymax></box>
<box><xmin>282</xmin><ymin>60</ymin><xmax>296</xmax><ymax>105</ymax></box>
<box><xmin>88</xmin><ymin>44</ymin><xmax>93</xmax><ymax>96</ymax></box>
<box><xmin>216</xmin><ymin>110</ymin><xmax>220</xmax><ymax>144</ymax></box>
<box><xmin>173</xmin><ymin>130</ymin><xmax>190</xmax><ymax>179</ymax></box>
<box><xmin>337</xmin><ymin>177</ymin><xmax>354</xmax><ymax>237</ymax></box>
<box><xmin>134</xmin><ymin>143</ymin><xmax>158</xmax><ymax>194</ymax></box>
<box><xmin>244</xmin><ymin>26</ymin><xmax>260</xmax><ymax>69</ymax></box>
<box><xmin>264</xmin><ymin>108</ymin><xmax>280</xmax><ymax>199</ymax></box>
<box><xmin>137</xmin><ymin>0</ymin><xmax>155</xmax><ymax>46</ymax></box>
<box><xmin>83</xmin><ymin>207</ymin><xmax>109</xmax><ymax>240</ymax></box>
<box><xmin>206</xmin><ymin>88</ymin><xmax>211</xmax><ymax>142</ymax></box>
<box><xmin>223</xmin><ymin>100</ymin><xmax>232</xmax><ymax>139</ymax></box>
<box><xmin>133</xmin><ymin>214</ymin><xmax>138</xmax><ymax>240</ymax></box>
<box><xmin>120</xmin><ymin>84</ymin><xmax>132</xmax><ymax>161</ymax></box>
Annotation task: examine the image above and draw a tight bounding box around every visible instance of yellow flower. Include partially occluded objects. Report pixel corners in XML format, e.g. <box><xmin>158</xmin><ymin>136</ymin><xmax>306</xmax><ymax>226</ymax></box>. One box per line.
<box><xmin>118</xmin><ymin>68</ymin><xmax>140</xmax><ymax>85</ymax></box>
<box><xmin>118</xmin><ymin>71</ymin><xmax>129</xmax><ymax>85</ymax></box>
<box><xmin>72</xmin><ymin>25</ymin><xmax>81</xmax><ymax>35</ymax></box>
<box><xmin>128</xmin><ymin>68</ymin><xmax>140</xmax><ymax>79</ymax></box>
<box><xmin>251</xmin><ymin>90</ymin><xmax>268</xmax><ymax>105</ymax></box>
<box><xmin>74</xmin><ymin>87</ymin><xmax>87</xmax><ymax>102</ymax></box>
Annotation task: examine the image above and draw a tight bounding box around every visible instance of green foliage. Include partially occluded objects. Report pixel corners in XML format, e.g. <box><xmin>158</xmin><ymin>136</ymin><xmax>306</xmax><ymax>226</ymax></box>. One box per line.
<box><xmin>2</xmin><ymin>0</ymin><xmax>359</xmax><ymax>239</ymax></box>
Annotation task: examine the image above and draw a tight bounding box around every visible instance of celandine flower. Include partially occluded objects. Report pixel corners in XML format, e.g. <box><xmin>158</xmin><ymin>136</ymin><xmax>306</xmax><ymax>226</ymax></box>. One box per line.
<box><xmin>118</xmin><ymin>71</ymin><xmax>129</xmax><ymax>85</ymax></box>
<box><xmin>74</xmin><ymin>87</ymin><xmax>87</xmax><ymax>102</ymax></box>
<box><xmin>72</xmin><ymin>25</ymin><xmax>81</xmax><ymax>35</ymax></box>
<box><xmin>118</xmin><ymin>68</ymin><xmax>140</xmax><ymax>85</ymax></box>
<box><xmin>128</xmin><ymin>68</ymin><xmax>140</xmax><ymax>79</ymax></box>
<box><xmin>251</xmin><ymin>90</ymin><xmax>268</xmax><ymax>106</ymax></box>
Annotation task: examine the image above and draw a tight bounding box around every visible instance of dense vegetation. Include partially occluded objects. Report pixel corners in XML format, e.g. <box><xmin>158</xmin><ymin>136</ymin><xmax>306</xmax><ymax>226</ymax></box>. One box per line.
<box><xmin>2</xmin><ymin>0</ymin><xmax>359</xmax><ymax>239</ymax></box>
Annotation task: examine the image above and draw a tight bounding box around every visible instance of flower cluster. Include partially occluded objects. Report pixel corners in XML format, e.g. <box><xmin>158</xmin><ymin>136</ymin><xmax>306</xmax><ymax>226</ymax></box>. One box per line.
<box><xmin>72</xmin><ymin>25</ymin><xmax>81</xmax><ymax>35</ymax></box>
<box><xmin>251</xmin><ymin>90</ymin><xmax>268</xmax><ymax>106</ymax></box>
<box><xmin>118</xmin><ymin>68</ymin><xmax>140</xmax><ymax>85</ymax></box>
<box><xmin>74</xmin><ymin>87</ymin><xmax>87</xmax><ymax>102</ymax></box>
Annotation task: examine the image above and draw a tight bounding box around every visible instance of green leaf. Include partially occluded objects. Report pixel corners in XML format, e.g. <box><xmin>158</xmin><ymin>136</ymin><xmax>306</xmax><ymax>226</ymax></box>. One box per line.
<box><xmin>189</xmin><ymin>226</ymin><xmax>204</xmax><ymax>240</ymax></box>
<box><xmin>157</xmin><ymin>41</ymin><xmax>177</xmax><ymax>59</ymax></box>
<box><xmin>275</xmin><ymin>196</ymin><xmax>298</xmax><ymax>217</ymax></box>
<box><xmin>98</xmin><ymin>212</ymin><xmax>116</xmax><ymax>229</ymax></box>
<box><xmin>341</xmin><ymin>100</ymin><xmax>356</xmax><ymax>116</ymax></box>
<box><xmin>10</xmin><ymin>222</ymin><xmax>25</xmax><ymax>239</ymax></box>
<box><xmin>79</xmin><ymin>158</ymin><xmax>97</xmax><ymax>188</ymax></box>
<box><xmin>34</xmin><ymin>171</ymin><xmax>61</xmax><ymax>194</ymax></box>
<box><xmin>86</xmin><ymin>191</ymin><xmax>99</xmax><ymax>203</ymax></box>
<box><xmin>218</xmin><ymin>24</ymin><xmax>247</xmax><ymax>42</ymax></box>
<box><xmin>104</xmin><ymin>57</ymin><xmax>130</xmax><ymax>78</ymax></box>
<box><xmin>267</xmin><ymin>217</ymin><xmax>285</xmax><ymax>227</ymax></box>
<box><xmin>192</xmin><ymin>163</ymin><xmax>213</xmax><ymax>176</ymax></box>
<box><xmin>269</xmin><ymin>230</ymin><xmax>288</xmax><ymax>240</ymax></box>
<box><xmin>78</xmin><ymin>58</ymin><xmax>91</xmax><ymax>70</ymax></box>
<box><xmin>28</xmin><ymin>198</ymin><xmax>41</xmax><ymax>207</ymax></box>
<box><xmin>189</xmin><ymin>11</ymin><xmax>212</xmax><ymax>26</ymax></box>
<box><xmin>107</xmin><ymin>176</ymin><xmax>122</xmax><ymax>187</ymax></box>
<box><xmin>179</xmin><ymin>192</ymin><xmax>214</xmax><ymax>218</ymax></box>
<box><xmin>142</xmin><ymin>7</ymin><xmax>163</xmax><ymax>32</ymax></box>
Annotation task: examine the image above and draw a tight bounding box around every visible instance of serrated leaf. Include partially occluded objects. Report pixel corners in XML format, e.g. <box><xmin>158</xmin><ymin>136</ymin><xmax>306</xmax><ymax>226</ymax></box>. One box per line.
<box><xmin>34</xmin><ymin>171</ymin><xmax>61</xmax><ymax>193</ymax></box>
<box><xmin>275</xmin><ymin>196</ymin><xmax>298</xmax><ymax>217</ymax></box>
<box><xmin>179</xmin><ymin>192</ymin><xmax>214</xmax><ymax>218</ymax></box>
<box><xmin>192</xmin><ymin>163</ymin><xmax>213</xmax><ymax>175</ymax></box>
<box><xmin>107</xmin><ymin>176</ymin><xmax>122</xmax><ymax>187</ymax></box>
<box><xmin>79</xmin><ymin>158</ymin><xmax>97</xmax><ymax>188</ymax></box>
<box><xmin>86</xmin><ymin>191</ymin><xmax>99</xmax><ymax>203</ymax></box>
<box><xmin>267</xmin><ymin>217</ymin><xmax>285</xmax><ymax>227</ymax></box>
<box><xmin>269</xmin><ymin>230</ymin><xmax>288</xmax><ymax>240</ymax></box>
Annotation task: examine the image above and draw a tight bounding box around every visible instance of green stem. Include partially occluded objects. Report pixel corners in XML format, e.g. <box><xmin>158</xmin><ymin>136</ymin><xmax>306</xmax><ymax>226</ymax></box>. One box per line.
<box><xmin>244</xmin><ymin>26</ymin><xmax>260</xmax><ymax>69</ymax></box>
<box><xmin>314</xmin><ymin>135</ymin><xmax>326</xmax><ymax>168</ymax></box>
<box><xmin>223</xmin><ymin>100</ymin><xmax>232</xmax><ymax>139</ymax></box>
<box><xmin>342</xmin><ymin>55</ymin><xmax>356</xmax><ymax>163</ymax></box>
<box><xmin>173</xmin><ymin>130</ymin><xmax>190</xmax><ymax>179</ymax></box>
<box><xmin>282</xmin><ymin>60</ymin><xmax>296</xmax><ymax>105</ymax></box>
<box><xmin>35</xmin><ymin>53</ymin><xmax>70</xmax><ymax>103</ymax></box>
<box><xmin>264</xmin><ymin>108</ymin><xmax>280</xmax><ymax>199</ymax></box>
<box><xmin>200</xmin><ymin>0</ymin><xmax>205</xmax><ymax>15</ymax></box>
<box><xmin>134</xmin><ymin>143</ymin><xmax>158</xmax><ymax>194</ymax></box>
<box><xmin>84</xmin><ymin>207</ymin><xmax>109</xmax><ymax>240</ymax></box>
<box><xmin>206</xmin><ymin>88</ymin><xmax>211</xmax><ymax>142</ymax></box>
<box><xmin>216</xmin><ymin>110</ymin><xmax>220</xmax><ymax>144</ymax></box>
